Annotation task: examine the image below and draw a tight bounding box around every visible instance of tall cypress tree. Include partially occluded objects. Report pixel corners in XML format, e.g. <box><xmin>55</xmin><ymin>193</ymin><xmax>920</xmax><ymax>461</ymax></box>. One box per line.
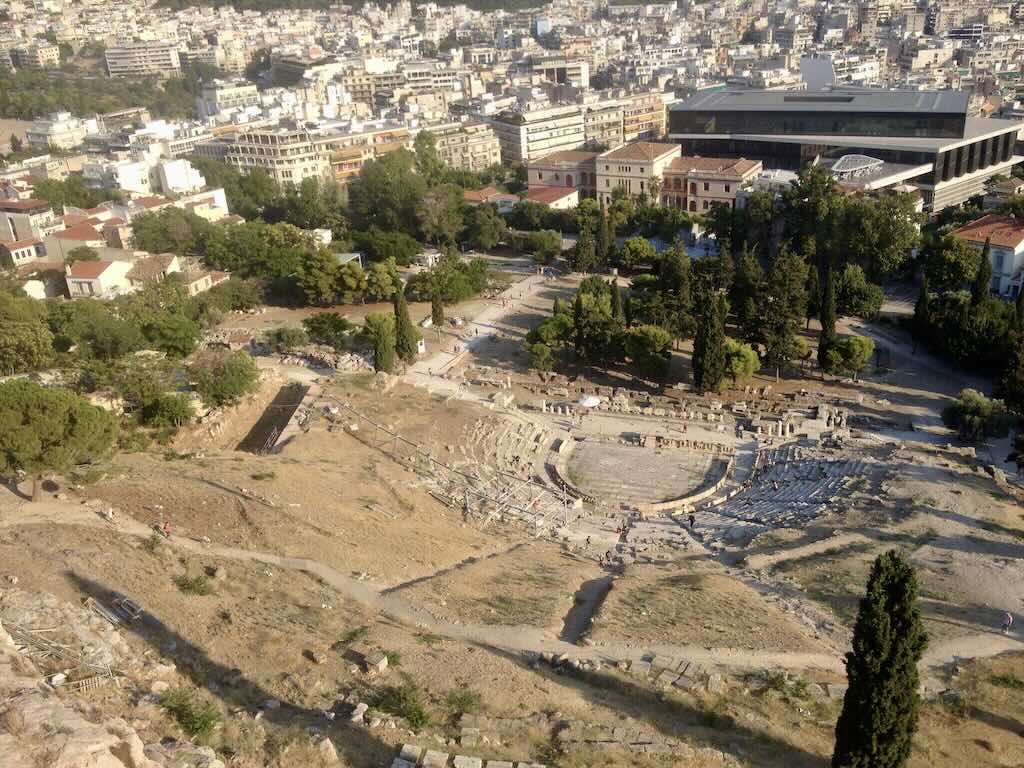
<box><xmin>818</xmin><ymin>264</ymin><xmax>837</xmax><ymax>369</ymax></box>
<box><xmin>431</xmin><ymin>291</ymin><xmax>444</xmax><ymax>328</ymax></box>
<box><xmin>972</xmin><ymin>237</ymin><xmax>993</xmax><ymax>307</ymax></box>
<box><xmin>610</xmin><ymin>280</ymin><xmax>624</xmax><ymax>324</ymax></box>
<box><xmin>393</xmin><ymin>290</ymin><xmax>418</xmax><ymax>363</ymax></box>
<box><xmin>597</xmin><ymin>203</ymin><xmax>611</xmax><ymax>267</ymax></box>
<box><xmin>833</xmin><ymin>549</ymin><xmax>927</xmax><ymax>768</ymax></box>
<box><xmin>573</xmin><ymin>292</ymin><xmax>585</xmax><ymax>356</ymax></box>
<box><xmin>693</xmin><ymin>292</ymin><xmax>726</xmax><ymax>392</ymax></box>
<box><xmin>1015</xmin><ymin>282</ymin><xmax>1024</xmax><ymax>333</ymax></box>
<box><xmin>913</xmin><ymin>273</ymin><xmax>931</xmax><ymax>339</ymax></box>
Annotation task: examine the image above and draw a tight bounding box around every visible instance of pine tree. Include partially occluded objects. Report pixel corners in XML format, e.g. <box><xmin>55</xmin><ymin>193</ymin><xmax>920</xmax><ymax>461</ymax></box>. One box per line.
<box><xmin>972</xmin><ymin>237</ymin><xmax>993</xmax><ymax>307</ymax></box>
<box><xmin>833</xmin><ymin>550</ymin><xmax>927</xmax><ymax>768</ymax></box>
<box><xmin>818</xmin><ymin>264</ymin><xmax>837</xmax><ymax>369</ymax></box>
<box><xmin>431</xmin><ymin>291</ymin><xmax>444</xmax><ymax>328</ymax></box>
<box><xmin>393</xmin><ymin>290</ymin><xmax>419</xmax><ymax>363</ymax></box>
<box><xmin>693</xmin><ymin>292</ymin><xmax>726</xmax><ymax>392</ymax></box>
<box><xmin>610</xmin><ymin>280</ymin><xmax>624</xmax><ymax>324</ymax></box>
<box><xmin>761</xmin><ymin>248</ymin><xmax>809</xmax><ymax>380</ymax></box>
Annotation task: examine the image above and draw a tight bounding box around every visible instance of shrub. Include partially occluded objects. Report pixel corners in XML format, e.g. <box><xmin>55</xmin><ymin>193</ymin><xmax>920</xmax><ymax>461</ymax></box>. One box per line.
<box><xmin>372</xmin><ymin>682</ymin><xmax>430</xmax><ymax>731</ymax></box>
<box><xmin>991</xmin><ymin>673</ymin><xmax>1024</xmax><ymax>689</ymax></box>
<box><xmin>140</xmin><ymin>393</ymin><xmax>193</xmax><ymax>429</ymax></box>
<box><xmin>263</xmin><ymin>327</ymin><xmax>309</xmax><ymax>352</ymax></box>
<box><xmin>942</xmin><ymin>388</ymin><xmax>1009</xmax><ymax>443</ymax></box>
<box><xmin>444</xmin><ymin>687</ymin><xmax>481</xmax><ymax>715</ymax></box>
<box><xmin>174</xmin><ymin>574</ymin><xmax>214</xmax><ymax>596</ymax></box>
<box><xmin>159</xmin><ymin>687</ymin><xmax>222</xmax><ymax>740</ymax></box>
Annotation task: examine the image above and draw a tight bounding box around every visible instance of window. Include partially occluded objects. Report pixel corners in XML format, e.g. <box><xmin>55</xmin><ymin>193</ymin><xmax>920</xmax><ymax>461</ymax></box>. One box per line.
<box><xmin>689</xmin><ymin>182</ymin><xmax>697</xmax><ymax>194</ymax></box>
<box><xmin>702</xmin><ymin>200</ymin><xmax>709</xmax><ymax>210</ymax></box>
<box><xmin>537</xmin><ymin>171</ymin><xmax>543</xmax><ymax>180</ymax></box>
<box><xmin>605</xmin><ymin>179</ymin><xmax>610</xmax><ymax>187</ymax></box>
<box><xmin>724</xmin><ymin>184</ymin><xmax>731</xmax><ymax>193</ymax></box>
<box><xmin>995</xmin><ymin>251</ymin><xmax>1006</xmax><ymax>272</ymax></box>
<box><xmin>640</xmin><ymin>181</ymin><xmax>644</xmax><ymax>191</ymax></box>
<box><xmin>703</xmin><ymin>182</ymin><xmax>710</xmax><ymax>191</ymax></box>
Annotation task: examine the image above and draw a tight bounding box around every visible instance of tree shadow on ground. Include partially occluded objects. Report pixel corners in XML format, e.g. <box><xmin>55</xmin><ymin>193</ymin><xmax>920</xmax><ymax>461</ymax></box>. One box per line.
<box><xmin>471</xmin><ymin>641</ymin><xmax>831</xmax><ymax>768</ymax></box>
<box><xmin>968</xmin><ymin>706</ymin><xmax>1024</xmax><ymax>739</ymax></box>
<box><xmin>65</xmin><ymin>572</ymin><xmax>395</xmax><ymax>768</ymax></box>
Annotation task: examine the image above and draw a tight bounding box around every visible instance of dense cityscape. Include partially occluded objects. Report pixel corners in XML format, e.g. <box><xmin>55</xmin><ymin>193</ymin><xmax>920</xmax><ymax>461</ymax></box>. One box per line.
<box><xmin>2</xmin><ymin>2</ymin><xmax>1024</xmax><ymax>768</ymax></box>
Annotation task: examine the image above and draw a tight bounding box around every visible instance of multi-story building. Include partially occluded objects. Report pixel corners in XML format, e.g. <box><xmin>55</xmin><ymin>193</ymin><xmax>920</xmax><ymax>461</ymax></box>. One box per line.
<box><xmin>583</xmin><ymin>102</ymin><xmax>625</xmax><ymax>150</ymax></box>
<box><xmin>528</xmin><ymin>149</ymin><xmax>600</xmax><ymax>198</ymax></box>
<box><xmin>196</xmin><ymin>80</ymin><xmax>259</xmax><ymax>120</ymax></box>
<box><xmin>424</xmin><ymin>121</ymin><xmax>501</xmax><ymax>173</ymax></box>
<box><xmin>222</xmin><ymin>126</ymin><xmax>330</xmax><ymax>186</ymax></box>
<box><xmin>486</xmin><ymin>105</ymin><xmax>585</xmax><ymax>164</ymax></box>
<box><xmin>0</xmin><ymin>199</ymin><xmax>61</xmax><ymax>241</ymax></box>
<box><xmin>105</xmin><ymin>41</ymin><xmax>182</xmax><ymax>78</ymax></box>
<box><xmin>530</xmin><ymin>56</ymin><xmax>590</xmax><ymax>89</ymax></box>
<box><xmin>317</xmin><ymin>123</ymin><xmax>410</xmax><ymax>185</ymax></box>
<box><xmin>668</xmin><ymin>89</ymin><xmax>1024</xmax><ymax>212</ymax></box>
<box><xmin>26</xmin><ymin>112</ymin><xmax>98</xmax><ymax>151</ymax></box>
<box><xmin>595</xmin><ymin>141</ymin><xmax>681</xmax><ymax>206</ymax></box>
<box><xmin>622</xmin><ymin>91</ymin><xmax>667</xmax><ymax>142</ymax></box>
<box><xmin>10</xmin><ymin>43</ymin><xmax>60</xmax><ymax>70</ymax></box>
<box><xmin>661</xmin><ymin>156</ymin><xmax>763</xmax><ymax>212</ymax></box>
<box><xmin>952</xmin><ymin>215</ymin><xmax>1024</xmax><ymax>297</ymax></box>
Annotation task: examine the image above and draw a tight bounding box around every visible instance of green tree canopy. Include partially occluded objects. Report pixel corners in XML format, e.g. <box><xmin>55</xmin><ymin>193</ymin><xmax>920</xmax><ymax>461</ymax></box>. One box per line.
<box><xmin>189</xmin><ymin>349</ymin><xmax>260</xmax><ymax>408</ymax></box>
<box><xmin>724</xmin><ymin>338</ymin><xmax>759</xmax><ymax>386</ymax></box>
<box><xmin>0</xmin><ymin>380</ymin><xmax>118</xmax><ymax>499</ymax></box>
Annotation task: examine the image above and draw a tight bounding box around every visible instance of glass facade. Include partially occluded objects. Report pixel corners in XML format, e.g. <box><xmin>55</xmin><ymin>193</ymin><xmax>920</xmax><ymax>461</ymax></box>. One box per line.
<box><xmin>669</xmin><ymin>109</ymin><xmax>966</xmax><ymax>138</ymax></box>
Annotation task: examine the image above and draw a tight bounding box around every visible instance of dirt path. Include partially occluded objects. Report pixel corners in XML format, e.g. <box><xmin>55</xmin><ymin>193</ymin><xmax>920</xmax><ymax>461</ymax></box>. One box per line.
<box><xmin>2</xmin><ymin>500</ymin><xmax>1019</xmax><ymax>675</ymax></box>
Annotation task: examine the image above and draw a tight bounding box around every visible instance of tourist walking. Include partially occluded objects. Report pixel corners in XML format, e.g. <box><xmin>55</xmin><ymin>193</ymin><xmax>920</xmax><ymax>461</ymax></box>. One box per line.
<box><xmin>688</xmin><ymin>513</ymin><xmax>695</xmax><ymax>529</ymax></box>
<box><xmin>1002</xmin><ymin>611</ymin><xmax>1014</xmax><ymax>634</ymax></box>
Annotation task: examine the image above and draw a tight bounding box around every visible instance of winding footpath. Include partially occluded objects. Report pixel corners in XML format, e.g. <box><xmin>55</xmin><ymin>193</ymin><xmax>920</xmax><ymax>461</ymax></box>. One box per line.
<box><xmin>2</xmin><ymin>499</ymin><xmax>1020</xmax><ymax>677</ymax></box>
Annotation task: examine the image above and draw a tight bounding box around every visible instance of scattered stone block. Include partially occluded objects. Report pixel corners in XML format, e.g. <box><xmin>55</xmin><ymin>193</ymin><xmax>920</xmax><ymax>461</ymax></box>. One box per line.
<box><xmin>399</xmin><ymin>745</ymin><xmax>423</xmax><ymax>762</ymax></box>
<box><xmin>422</xmin><ymin>750</ymin><xmax>450</xmax><ymax>767</ymax></box>
<box><xmin>485</xmin><ymin>762</ymin><xmax>514</xmax><ymax>768</ymax></box>
<box><xmin>706</xmin><ymin>674</ymin><xmax>725</xmax><ymax>694</ymax></box>
<box><xmin>629</xmin><ymin>660</ymin><xmax>651</xmax><ymax>676</ymax></box>
<box><xmin>454</xmin><ymin>757</ymin><xmax>483</xmax><ymax>768</ymax></box>
<box><xmin>363</xmin><ymin>650</ymin><xmax>388</xmax><ymax>675</ymax></box>
<box><xmin>655</xmin><ymin>670</ymin><xmax>680</xmax><ymax>687</ymax></box>
<box><xmin>349</xmin><ymin>703</ymin><xmax>368</xmax><ymax>723</ymax></box>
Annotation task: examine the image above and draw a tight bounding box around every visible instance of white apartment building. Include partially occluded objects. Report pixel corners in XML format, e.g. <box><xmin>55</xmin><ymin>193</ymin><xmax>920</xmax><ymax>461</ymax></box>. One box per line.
<box><xmin>223</xmin><ymin>127</ymin><xmax>331</xmax><ymax>186</ymax></box>
<box><xmin>196</xmin><ymin>80</ymin><xmax>260</xmax><ymax>120</ymax></box>
<box><xmin>486</xmin><ymin>105</ymin><xmax>586</xmax><ymax>164</ymax></box>
<box><xmin>105</xmin><ymin>41</ymin><xmax>182</xmax><ymax>78</ymax></box>
<box><xmin>531</xmin><ymin>56</ymin><xmax>590</xmax><ymax>89</ymax></box>
<box><xmin>26</xmin><ymin>112</ymin><xmax>98</xmax><ymax>151</ymax></box>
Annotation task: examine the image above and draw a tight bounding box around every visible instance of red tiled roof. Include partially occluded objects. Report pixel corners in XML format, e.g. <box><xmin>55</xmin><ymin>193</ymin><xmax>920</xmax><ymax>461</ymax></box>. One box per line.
<box><xmin>52</xmin><ymin>223</ymin><xmax>103</xmax><ymax>242</ymax></box>
<box><xmin>952</xmin><ymin>214</ymin><xmax>1024</xmax><ymax>250</ymax></box>
<box><xmin>0</xmin><ymin>198</ymin><xmax>51</xmax><ymax>212</ymax></box>
<box><xmin>0</xmin><ymin>237</ymin><xmax>42</xmax><ymax>251</ymax></box>
<box><xmin>134</xmin><ymin>195</ymin><xmax>171</xmax><ymax>209</ymax></box>
<box><xmin>102</xmin><ymin>217</ymin><xmax>126</xmax><ymax>227</ymax></box>
<box><xmin>665</xmin><ymin>156</ymin><xmax>761</xmax><ymax>177</ymax></box>
<box><xmin>66</xmin><ymin>260</ymin><xmax>113</xmax><ymax>279</ymax></box>
<box><xmin>463</xmin><ymin>185</ymin><xmax>501</xmax><ymax>203</ymax></box>
<box><xmin>600</xmin><ymin>142</ymin><xmax>679</xmax><ymax>162</ymax></box>
<box><xmin>525</xmin><ymin>185</ymin><xmax>578</xmax><ymax>205</ymax></box>
<box><xmin>62</xmin><ymin>214</ymin><xmax>90</xmax><ymax>227</ymax></box>
<box><xmin>532</xmin><ymin>150</ymin><xmax>599</xmax><ymax>165</ymax></box>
